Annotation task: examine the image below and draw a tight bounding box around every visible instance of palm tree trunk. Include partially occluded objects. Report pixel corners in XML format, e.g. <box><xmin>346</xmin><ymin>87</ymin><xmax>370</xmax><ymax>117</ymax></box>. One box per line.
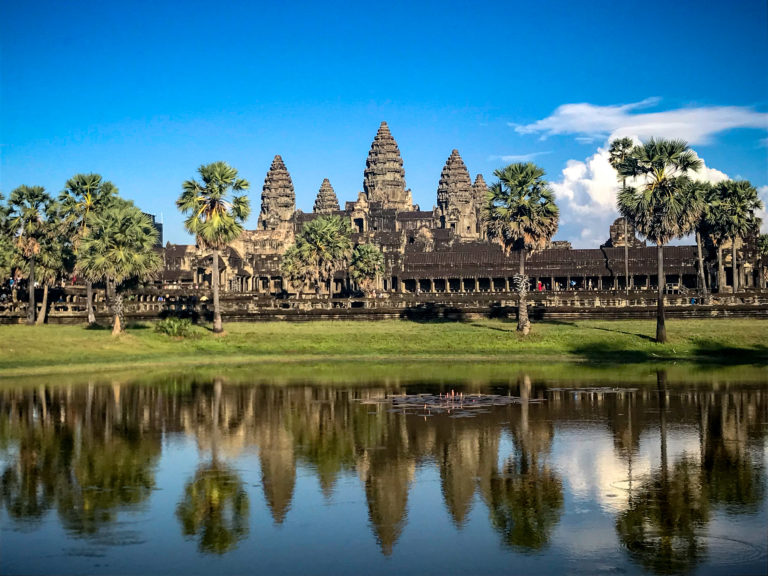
<box><xmin>212</xmin><ymin>250</ymin><xmax>222</xmax><ymax>333</ymax></box>
<box><xmin>111</xmin><ymin>291</ymin><xmax>123</xmax><ymax>336</ymax></box>
<box><xmin>35</xmin><ymin>284</ymin><xmax>48</xmax><ymax>325</ymax></box>
<box><xmin>732</xmin><ymin>239</ymin><xmax>739</xmax><ymax>294</ymax></box>
<box><xmin>86</xmin><ymin>281</ymin><xmax>96</xmax><ymax>324</ymax></box>
<box><xmin>517</xmin><ymin>248</ymin><xmax>530</xmax><ymax>335</ymax></box>
<box><xmin>624</xmin><ymin>216</ymin><xmax>630</xmax><ymax>293</ymax></box>
<box><xmin>695</xmin><ymin>230</ymin><xmax>707</xmax><ymax>295</ymax></box>
<box><xmin>26</xmin><ymin>255</ymin><xmax>36</xmax><ymax>325</ymax></box>
<box><xmin>656</xmin><ymin>243</ymin><xmax>667</xmax><ymax>343</ymax></box>
<box><xmin>717</xmin><ymin>246</ymin><xmax>724</xmax><ymax>293</ymax></box>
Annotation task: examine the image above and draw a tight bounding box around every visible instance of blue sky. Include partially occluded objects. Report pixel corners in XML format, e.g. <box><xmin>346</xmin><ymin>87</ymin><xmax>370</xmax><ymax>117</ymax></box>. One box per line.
<box><xmin>2</xmin><ymin>0</ymin><xmax>767</xmax><ymax>247</ymax></box>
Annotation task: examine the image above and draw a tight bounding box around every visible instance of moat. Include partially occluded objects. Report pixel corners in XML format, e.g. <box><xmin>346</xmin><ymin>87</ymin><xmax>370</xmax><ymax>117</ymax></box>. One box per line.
<box><xmin>1</xmin><ymin>370</ymin><xmax>766</xmax><ymax>575</ymax></box>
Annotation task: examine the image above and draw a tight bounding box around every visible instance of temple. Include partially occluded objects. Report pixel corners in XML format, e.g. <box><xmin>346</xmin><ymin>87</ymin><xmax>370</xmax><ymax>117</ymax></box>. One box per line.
<box><xmin>161</xmin><ymin>122</ymin><xmax>765</xmax><ymax>297</ymax></box>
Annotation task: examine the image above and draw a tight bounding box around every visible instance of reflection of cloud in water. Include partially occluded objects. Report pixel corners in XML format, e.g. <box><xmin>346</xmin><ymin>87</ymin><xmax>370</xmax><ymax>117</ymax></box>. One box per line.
<box><xmin>552</xmin><ymin>425</ymin><xmax>700</xmax><ymax>513</ymax></box>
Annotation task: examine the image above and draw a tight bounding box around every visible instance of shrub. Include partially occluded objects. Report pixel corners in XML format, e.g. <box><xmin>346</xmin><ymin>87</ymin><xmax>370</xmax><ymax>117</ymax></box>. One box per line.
<box><xmin>154</xmin><ymin>317</ymin><xmax>194</xmax><ymax>338</ymax></box>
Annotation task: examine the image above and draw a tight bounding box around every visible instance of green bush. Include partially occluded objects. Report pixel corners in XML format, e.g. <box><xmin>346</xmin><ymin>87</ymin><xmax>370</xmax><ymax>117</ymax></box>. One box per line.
<box><xmin>154</xmin><ymin>317</ymin><xmax>195</xmax><ymax>338</ymax></box>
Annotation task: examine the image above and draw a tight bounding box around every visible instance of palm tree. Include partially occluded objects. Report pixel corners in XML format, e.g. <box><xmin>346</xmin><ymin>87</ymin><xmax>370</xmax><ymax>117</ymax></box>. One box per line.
<box><xmin>609</xmin><ymin>137</ymin><xmax>636</xmax><ymax>293</ymax></box>
<box><xmin>711</xmin><ymin>180</ymin><xmax>762</xmax><ymax>293</ymax></box>
<box><xmin>8</xmin><ymin>185</ymin><xmax>53</xmax><ymax>324</ymax></box>
<box><xmin>34</xmin><ymin>202</ymin><xmax>72</xmax><ymax>324</ymax></box>
<box><xmin>349</xmin><ymin>243</ymin><xmax>384</xmax><ymax>296</ymax></box>
<box><xmin>77</xmin><ymin>198</ymin><xmax>162</xmax><ymax>335</ymax></box>
<box><xmin>177</xmin><ymin>162</ymin><xmax>250</xmax><ymax>333</ymax></box>
<box><xmin>617</xmin><ymin>139</ymin><xmax>702</xmax><ymax>343</ymax></box>
<box><xmin>0</xmin><ymin>192</ymin><xmax>13</xmax><ymax>282</ymax></box>
<box><xmin>290</xmin><ymin>214</ymin><xmax>353</xmax><ymax>299</ymax></box>
<box><xmin>681</xmin><ymin>181</ymin><xmax>707</xmax><ymax>295</ymax></box>
<box><xmin>60</xmin><ymin>173</ymin><xmax>118</xmax><ymax>324</ymax></box>
<box><xmin>281</xmin><ymin>242</ymin><xmax>311</xmax><ymax>297</ymax></box>
<box><xmin>483</xmin><ymin>162</ymin><xmax>559</xmax><ymax>335</ymax></box>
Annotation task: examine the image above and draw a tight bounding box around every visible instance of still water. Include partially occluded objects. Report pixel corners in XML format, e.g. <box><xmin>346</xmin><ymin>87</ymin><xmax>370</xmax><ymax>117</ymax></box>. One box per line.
<box><xmin>0</xmin><ymin>370</ymin><xmax>766</xmax><ymax>575</ymax></box>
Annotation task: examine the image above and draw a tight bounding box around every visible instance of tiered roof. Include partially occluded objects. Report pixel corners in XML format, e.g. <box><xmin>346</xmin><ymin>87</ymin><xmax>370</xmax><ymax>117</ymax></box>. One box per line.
<box><xmin>313</xmin><ymin>179</ymin><xmax>340</xmax><ymax>213</ymax></box>
<box><xmin>258</xmin><ymin>155</ymin><xmax>295</xmax><ymax>231</ymax></box>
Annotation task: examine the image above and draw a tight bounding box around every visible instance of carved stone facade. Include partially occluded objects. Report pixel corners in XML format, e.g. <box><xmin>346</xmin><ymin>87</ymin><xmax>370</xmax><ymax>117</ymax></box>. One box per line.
<box><xmin>313</xmin><ymin>179</ymin><xmax>340</xmax><ymax>214</ymax></box>
<box><xmin>161</xmin><ymin>122</ymin><xmax>763</xmax><ymax>295</ymax></box>
<box><xmin>602</xmin><ymin>217</ymin><xmax>646</xmax><ymax>248</ymax></box>
<box><xmin>363</xmin><ymin>122</ymin><xmax>413</xmax><ymax>211</ymax></box>
<box><xmin>436</xmin><ymin>149</ymin><xmax>476</xmax><ymax>239</ymax></box>
<box><xmin>258</xmin><ymin>155</ymin><xmax>295</xmax><ymax>232</ymax></box>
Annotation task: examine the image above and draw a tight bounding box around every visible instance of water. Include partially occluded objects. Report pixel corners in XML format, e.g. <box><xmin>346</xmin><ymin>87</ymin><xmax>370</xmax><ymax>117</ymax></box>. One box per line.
<box><xmin>1</xmin><ymin>370</ymin><xmax>766</xmax><ymax>575</ymax></box>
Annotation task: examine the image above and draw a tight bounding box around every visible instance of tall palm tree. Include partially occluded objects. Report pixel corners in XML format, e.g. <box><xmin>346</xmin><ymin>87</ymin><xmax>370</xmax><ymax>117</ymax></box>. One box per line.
<box><xmin>290</xmin><ymin>214</ymin><xmax>353</xmax><ymax>299</ymax></box>
<box><xmin>77</xmin><ymin>198</ymin><xmax>162</xmax><ymax>335</ymax></box>
<box><xmin>60</xmin><ymin>174</ymin><xmax>118</xmax><ymax>324</ymax></box>
<box><xmin>483</xmin><ymin>162</ymin><xmax>559</xmax><ymax>335</ymax></box>
<box><xmin>8</xmin><ymin>185</ymin><xmax>53</xmax><ymax>324</ymax></box>
<box><xmin>177</xmin><ymin>162</ymin><xmax>250</xmax><ymax>333</ymax></box>
<box><xmin>0</xmin><ymin>192</ymin><xmax>13</xmax><ymax>282</ymax></box>
<box><xmin>681</xmin><ymin>181</ymin><xmax>707</xmax><ymax>295</ymax></box>
<box><xmin>617</xmin><ymin>139</ymin><xmax>701</xmax><ymax>343</ymax></box>
<box><xmin>349</xmin><ymin>243</ymin><xmax>384</xmax><ymax>296</ymax></box>
<box><xmin>711</xmin><ymin>180</ymin><xmax>762</xmax><ymax>293</ymax></box>
<box><xmin>34</xmin><ymin>202</ymin><xmax>72</xmax><ymax>324</ymax></box>
<box><xmin>609</xmin><ymin>137</ymin><xmax>636</xmax><ymax>293</ymax></box>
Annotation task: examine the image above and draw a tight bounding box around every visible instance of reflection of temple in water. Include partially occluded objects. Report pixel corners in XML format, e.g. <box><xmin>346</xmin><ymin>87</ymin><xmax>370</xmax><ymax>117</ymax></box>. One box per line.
<box><xmin>0</xmin><ymin>378</ymin><xmax>765</xmax><ymax>565</ymax></box>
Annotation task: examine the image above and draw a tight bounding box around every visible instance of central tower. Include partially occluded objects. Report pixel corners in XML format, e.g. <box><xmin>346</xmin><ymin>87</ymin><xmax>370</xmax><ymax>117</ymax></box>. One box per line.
<box><xmin>363</xmin><ymin>122</ymin><xmax>413</xmax><ymax>211</ymax></box>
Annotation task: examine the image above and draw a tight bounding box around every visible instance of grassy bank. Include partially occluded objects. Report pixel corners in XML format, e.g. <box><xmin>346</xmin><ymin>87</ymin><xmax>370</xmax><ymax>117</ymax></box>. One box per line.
<box><xmin>0</xmin><ymin>318</ymin><xmax>766</xmax><ymax>380</ymax></box>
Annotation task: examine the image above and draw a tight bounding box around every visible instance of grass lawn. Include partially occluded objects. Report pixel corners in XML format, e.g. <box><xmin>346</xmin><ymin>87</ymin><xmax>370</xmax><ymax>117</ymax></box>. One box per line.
<box><xmin>0</xmin><ymin>318</ymin><xmax>766</xmax><ymax>380</ymax></box>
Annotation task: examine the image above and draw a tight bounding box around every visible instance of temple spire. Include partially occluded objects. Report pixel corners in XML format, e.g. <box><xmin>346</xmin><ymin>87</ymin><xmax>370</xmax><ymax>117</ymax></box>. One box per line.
<box><xmin>258</xmin><ymin>155</ymin><xmax>295</xmax><ymax>231</ymax></box>
<box><xmin>435</xmin><ymin>149</ymin><xmax>476</xmax><ymax>238</ymax></box>
<box><xmin>363</xmin><ymin>122</ymin><xmax>413</xmax><ymax>211</ymax></box>
<box><xmin>313</xmin><ymin>179</ymin><xmax>340</xmax><ymax>214</ymax></box>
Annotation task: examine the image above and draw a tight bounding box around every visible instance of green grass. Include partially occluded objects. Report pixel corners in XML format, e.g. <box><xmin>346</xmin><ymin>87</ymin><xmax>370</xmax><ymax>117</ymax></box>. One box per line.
<box><xmin>0</xmin><ymin>318</ymin><xmax>766</xmax><ymax>381</ymax></box>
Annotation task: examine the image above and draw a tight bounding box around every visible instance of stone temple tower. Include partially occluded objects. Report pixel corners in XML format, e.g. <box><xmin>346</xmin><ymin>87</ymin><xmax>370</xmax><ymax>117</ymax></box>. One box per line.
<box><xmin>436</xmin><ymin>149</ymin><xmax>477</xmax><ymax>239</ymax></box>
<box><xmin>258</xmin><ymin>155</ymin><xmax>295</xmax><ymax>231</ymax></box>
<box><xmin>313</xmin><ymin>179</ymin><xmax>340</xmax><ymax>214</ymax></box>
<box><xmin>363</xmin><ymin>122</ymin><xmax>413</xmax><ymax>211</ymax></box>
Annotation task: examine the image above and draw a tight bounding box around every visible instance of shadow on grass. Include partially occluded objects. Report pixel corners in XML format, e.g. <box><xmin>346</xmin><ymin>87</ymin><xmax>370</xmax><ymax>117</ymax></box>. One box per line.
<box><xmin>690</xmin><ymin>342</ymin><xmax>768</xmax><ymax>366</ymax></box>
<box><xmin>590</xmin><ymin>326</ymin><xmax>655</xmax><ymax>343</ymax></box>
<box><xmin>570</xmin><ymin>340</ymin><xmax>768</xmax><ymax>366</ymax></box>
<box><xmin>568</xmin><ymin>341</ymin><xmax>665</xmax><ymax>364</ymax></box>
<box><xmin>84</xmin><ymin>323</ymin><xmax>108</xmax><ymax>331</ymax></box>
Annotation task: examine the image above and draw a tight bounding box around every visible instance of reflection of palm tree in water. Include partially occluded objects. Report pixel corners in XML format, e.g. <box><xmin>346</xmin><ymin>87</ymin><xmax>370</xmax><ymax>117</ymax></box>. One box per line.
<box><xmin>484</xmin><ymin>375</ymin><xmax>563</xmax><ymax>551</ymax></box>
<box><xmin>617</xmin><ymin>371</ymin><xmax>709</xmax><ymax>574</ymax></box>
<box><xmin>176</xmin><ymin>379</ymin><xmax>250</xmax><ymax>554</ymax></box>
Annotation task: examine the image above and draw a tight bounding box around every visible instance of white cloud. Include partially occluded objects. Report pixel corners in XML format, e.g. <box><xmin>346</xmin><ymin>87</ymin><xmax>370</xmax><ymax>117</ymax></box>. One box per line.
<box><xmin>515</xmin><ymin>99</ymin><xmax>768</xmax><ymax>145</ymax></box>
<box><xmin>552</xmin><ymin>143</ymin><xmax>730</xmax><ymax>248</ymax></box>
<box><xmin>489</xmin><ymin>151</ymin><xmax>550</xmax><ymax>163</ymax></box>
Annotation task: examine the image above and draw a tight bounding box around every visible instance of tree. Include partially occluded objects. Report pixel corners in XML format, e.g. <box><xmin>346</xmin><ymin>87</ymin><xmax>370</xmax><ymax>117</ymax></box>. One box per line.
<box><xmin>33</xmin><ymin>202</ymin><xmax>73</xmax><ymax>324</ymax></box>
<box><xmin>617</xmin><ymin>139</ymin><xmax>702</xmax><ymax>343</ymax></box>
<box><xmin>483</xmin><ymin>163</ymin><xmax>559</xmax><ymax>335</ymax></box>
<box><xmin>177</xmin><ymin>162</ymin><xmax>250</xmax><ymax>333</ymax></box>
<box><xmin>283</xmin><ymin>215</ymin><xmax>353</xmax><ymax>299</ymax></box>
<box><xmin>77</xmin><ymin>198</ymin><xmax>162</xmax><ymax>335</ymax></box>
<box><xmin>349</xmin><ymin>243</ymin><xmax>384</xmax><ymax>296</ymax></box>
<box><xmin>710</xmin><ymin>180</ymin><xmax>762</xmax><ymax>293</ymax></box>
<box><xmin>609</xmin><ymin>137</ymin><xmax>636</xmax><ymax>293</ymax></box>
<box><xmin>681</xmin><ymin>181</ymin><xmax>707</xmax><ymax>295</ymax></box>
<box><xmin>281</xmin><ymin>242</ymin><xmax>311</xmax><ymax>297</ymax></box>
<box><xmin>60</xmin><ymin>173</ymin><xmax>118</xmax><ymax>324</ymax></box>
<box><xmin>0</xmin><ymin>193</ymin><xmax>13</xmax><ymax>283</ymax></box>
<box><xmin>8</xmin><ymin>185</ymin><xmax>53</xmax><ymax>324</ymax></box>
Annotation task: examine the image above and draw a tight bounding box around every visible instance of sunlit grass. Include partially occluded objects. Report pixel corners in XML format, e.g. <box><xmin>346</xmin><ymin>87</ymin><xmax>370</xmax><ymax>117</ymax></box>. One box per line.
<box><xmin>0</xmin><ymin>318</ymin><xmax>766</xmax><ymax>379</ymax></box>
